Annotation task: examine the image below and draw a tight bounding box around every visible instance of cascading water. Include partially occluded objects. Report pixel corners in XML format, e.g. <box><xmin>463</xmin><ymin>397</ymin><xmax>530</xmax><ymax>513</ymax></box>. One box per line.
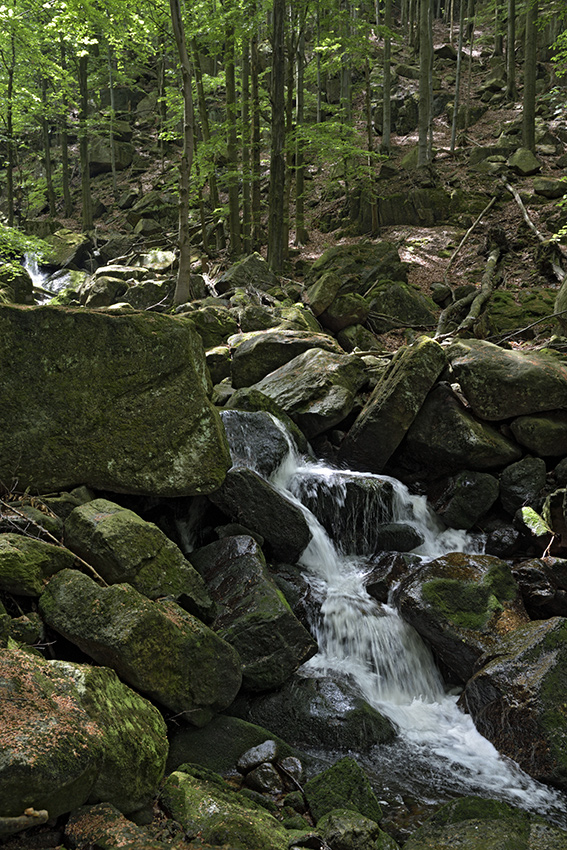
<box><xmin>263</xmin><ymin>424</ymin><xmax>567</xmax><ymax>822</ymax></box>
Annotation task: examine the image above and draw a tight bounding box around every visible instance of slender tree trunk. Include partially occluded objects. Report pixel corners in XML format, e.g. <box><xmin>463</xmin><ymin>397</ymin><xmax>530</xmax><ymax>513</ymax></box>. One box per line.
<box><xmin>506</xmin><ymin>0</ymin><xmax>517</xmax><ymax>100</ymax></box>
<box><xmin>267</xmin><ymin>0</ymin><xmax>286</xmax><ymax>272</ymax></box>
<box><xmin>59</xmin><ymin>40</ymin><xmax>72</xmax><ymax>218</ymax></box>
<box><xmin>316</xmin><ymin>3</ymin><xmax>322</xmax><ymax>123</ymax></box>
<box><xmin>283</xmin><ymin>19</ymin><xmax>295</xmax><ymax>257</ymax></box>
<box><xmin>418</xmin><ymin>0</ymin><xmax>432</xmax><ymax>166</ymax></box>
<box><xmin>107</xmin><ymin>45</ymin><xmax>118</xmax><ymax>200</ymax></box>
<box><xmin>381</xmin><ymin>0</ymin><xmax>392</xmax><ymax>154</ymax></box>
<box><xmin>450</xmin><ymin>0</ymin><xmax>465</xmax><ymax>152</ymax></box>
<box><xmin>522</xmin><ymin>0</ymin><xmax>537</xmax><ymax>151</ymax></box>
<box><xmin>78</xmin><ymin>55</ymin><xmax>93</xmax><ymax>232</ymax></box>
<box><xmin>0</xmin><ymin>32</ymin><xmax>16</xmax><ymax>226</ymax></box>
<box><xmin>241</xmin><ymin>37</ymin><xmax>252</xmax><ymax>254</ymax></box>
<box><xmin>225</xmin><ymin>24</ymin><xmax>241</xmax><ymax>255</ymax></box>
<box><xmin>494</xmin><ymin>0</ymin><xmax>503</xmax><ymax>55</ymax></box>
<box><xmin>169</xmin><ymin>0</ymin><xmax>196</xmax><ymax>305</ymax></box>
<box><xmin>295</xmin><ymin>29</ymin><xmax>309</xmax><ymax>245</ymax></box>
<box><xmin>157</xmin><ymin>38</ymin><xmax>168</xmax><ymax>168</ymax></box>
<box><xmin>251</xmin><ymin>25</ymin><xmax>262</xmax><ymax>247</ymax></box>
<box><xmin>41</xmin><ymin>79</ymin><xmax>57</xmax><ymax>217</ymax></box>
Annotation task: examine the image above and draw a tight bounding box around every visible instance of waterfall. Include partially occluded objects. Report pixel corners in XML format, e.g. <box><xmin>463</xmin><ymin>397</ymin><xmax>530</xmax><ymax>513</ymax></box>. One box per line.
<box><xmin>265</xmin><ymin>424</ymin><xmax>567</xmax><ymax>819</ymax></box>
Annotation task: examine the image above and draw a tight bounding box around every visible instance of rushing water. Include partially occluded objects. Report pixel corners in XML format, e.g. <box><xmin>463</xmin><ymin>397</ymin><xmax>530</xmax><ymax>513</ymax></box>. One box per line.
<box><xmin>261</xmin><ymin>426</ymin><xmax>567</xmax><ymax>823</ymax></box>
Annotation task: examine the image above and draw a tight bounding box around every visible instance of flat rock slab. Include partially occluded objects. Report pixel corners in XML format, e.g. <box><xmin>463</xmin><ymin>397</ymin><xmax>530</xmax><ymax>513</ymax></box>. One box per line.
<box><xmin>0</xmin><ymin>305</ymin><xmax>231</xmax><ymax>497</ymax></box>
<box><xmin>338</xmin><ymin>336</ymin><xmax>446</xmax><ymax>473</ymax></box>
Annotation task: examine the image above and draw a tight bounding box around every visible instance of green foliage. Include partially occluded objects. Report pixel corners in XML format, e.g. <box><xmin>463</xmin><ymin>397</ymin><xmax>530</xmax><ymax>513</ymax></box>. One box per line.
<box><xmin>0</xmin><ymin>223</ymin><xmax>47</xmax><ymax>263</ymax></box>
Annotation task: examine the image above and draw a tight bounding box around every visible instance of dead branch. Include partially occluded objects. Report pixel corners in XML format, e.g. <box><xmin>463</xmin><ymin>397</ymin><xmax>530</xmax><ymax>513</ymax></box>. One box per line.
<box><xmin>455</xmin><ymin>247</ymin><xmax>501</xmax><ymax>335</ymax></box>
<box><xmin>0</xmin><ymin>809</ymin><xmax>49</xmax><ymax>838</ymax></box>
<box><xmin>0</xmin><ymin>499</ymin><xmax>108</xmax><ymax>587</ymax></box>
<box><xmin>443</xmin><ymin>194</ymin><xmax>497</xmax><ymax>282</ymax></box>
<box><xmin>435</xmin><ymin>289</ymin><xmax>477</xmax><ymax>337</ymax></box>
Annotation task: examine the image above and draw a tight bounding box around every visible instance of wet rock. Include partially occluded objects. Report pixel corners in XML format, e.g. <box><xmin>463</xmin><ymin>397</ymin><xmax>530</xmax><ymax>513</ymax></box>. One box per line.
<box><xmin>230</xmin><ymin>675</ymin><xmax>396</xmax><ymax>752</ymax></box>
<box><xmin>208</xmin><ymin>468</ymin><xmax>312</xmax><ymax>563</ymax></box>
<box><xmin>191</xmin><ymin>535</ymin><xmax>316</xmax><ymax>691</ymax></box>
<box><xmin>364</xmin><ymin>552</ymin><xmax>418</xmax><ymax>603</ymax></box>
<box><xmin>374</xmin><ymin>522</ymin><xmax>424</xmax><ymax>552</ymax></box>
<box><xmin>338</xmin><ymin>336</ymin><xmax>446</xmax><ymax>474</ymax></box>
<box><xmin>510</xmin><ymin>410</ymin><xmax>567</xmax><ymax>456</ymax></box>
<box><xmin>245</xmin><ymin>763</ymin><xmax>284</xmax><ymax>795</ymax></box>
<box><xmin>39</xmin><ymin>569</ymin><xmax>242</xmax><ymax>724</ymax></box>
<box><xmin>461</xmin><ymin>617</ymin><xmax>567</xmax><ymax>789</ymax></box>
<box><xmin>0</xmin><ymin>306</ymin><xmax>231</xmax><ymax>497</ymax></box>
<box><xmin>395</xmin><ymin>553</ymin><xmax>529</xmax><ymax>682</ymax></box>
<box><xmin>65</xmin><ymin>803</ymin><xmax>166</xmax><ymax>850</ymax></box>
<box><xmin>0</xmin><ymin>533</ymin><xmax>76</xmax><ymax>596</ymax></box>
<box><xmin>317</xmin><ymin>808</ymin><xmax>399</xmax><ymax>850</ymax></box>
<box><xmin>499</xmin><ymin>456</ymin><xmax>547</xmax><ymax>516</ymax></box>
<box><xmin>237</xmin><ymin>740</ymin><xmax>279</xmax><ymax>773</ymax></box>
<box><xmin>0</xmin><ymin>646</ymin><xmax>167</xmax><ymax>819</ymax></box>
<box><xmin>430</xmin><ymin>470</ymin><xmax>499</xmax><ymax>530</ymax></box>
<box><xmin>160</xmin><ymin>765</ymin><xmax>289</xmax><ymax>850</ymax></box>
<box><xmin>63</xmin><ymin>498</ymin><xmax>213</xmax><ymax>619</ymax></box>
<box><xmin>224</xmin><ymin>387</ymin><xmax>310</xmax><ymax>454</ymax></box>
<box><xmin>220</xmin><ymin>409</ymin><xmax>297</xmax><ymax>479</ymax></box>
<box><xmin>447</xmin><ymin>338</ymin><xmax>567</xmax><ymax>420</ymax></box>
<box><xmin>253</xmin><ymin>348</ymin><xmax>367</xmax><ymax>440</ymax></box>
<box><xmin>230</xmin><ymin>329</ymin><xmax>344</xmax><ymax>389</ymax></box>
<box><xmin>44</xmin><ymin>228</ymin><xmax>92</xmax><ymax>270</ymax></box>
<box><xmin>304</xmin><ymin>757</ymin><xmax>383</xmax><ymax>825</ymax></box>
<box><xmin>512</xmin><ymin>557</ymin><xmax>567</xmax><ymax>618</ymax></box>
<box><xmin>399</xmin><ymin>383</ymin><xmax>522</xmax><ymax>473</ymax></box>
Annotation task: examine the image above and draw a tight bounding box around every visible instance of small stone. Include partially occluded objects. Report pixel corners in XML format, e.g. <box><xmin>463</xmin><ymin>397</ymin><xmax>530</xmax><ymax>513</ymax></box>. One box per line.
<box><xmin>238</xmin><ymin>740</ymin><xmax>279</xmax><ymax>772</ymax></box>
<box><xmin>245</xmin><ymin>763</ymin><xmax>284</xmax><ymax>795</ymax></box>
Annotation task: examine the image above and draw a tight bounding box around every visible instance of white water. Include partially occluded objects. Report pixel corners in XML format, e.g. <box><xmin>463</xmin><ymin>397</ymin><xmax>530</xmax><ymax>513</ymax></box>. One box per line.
<box><xmin>268</xmin><ymin>438</ymin><xmax>567</xmax><ymax>818</ymax></box>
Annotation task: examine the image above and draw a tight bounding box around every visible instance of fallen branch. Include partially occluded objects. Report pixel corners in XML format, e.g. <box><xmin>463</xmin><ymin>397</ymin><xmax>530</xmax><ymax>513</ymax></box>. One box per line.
<box><xmin>491</xmin><ymin>308</ymin><xmax>567</xmax><ymax>344</ymax></box>
<box><xmin>435</xmin><ymin>289</ymin><xmax>477</xmax><ymax>337</ymax></box>
<box><xmin>501</xmin><ymin>177</ymin><xmax>566</xmax><ymax>284</ymax></box>
<box><xmin>0</xmin><ymin>499</ymin><xmax>108</xmax><ymax>587</ymax></box>
<box><xmin>0</xmin><ymin>809</ymin><xmax>49</xmax><ymax>838</ymax></box>
<box><xmin>444</xmin><ymin>194</ymin><xmax>497</xmax><ymax>282</ymax></box>
<box><xmin>455</xmin><ymin>247</ymin><xmax>501</xmax><ymax>335</ymax></box>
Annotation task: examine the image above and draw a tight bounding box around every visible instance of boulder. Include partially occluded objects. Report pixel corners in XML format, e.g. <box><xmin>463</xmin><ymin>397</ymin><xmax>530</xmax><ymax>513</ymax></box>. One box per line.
<box><xmin>507</xmin><ymin>147</ymin><xmax>541</xmax><ymax>176</ymax></box>
<box><xmin>229</xmin><ymin>675</ymin><xmax>396</xmax><ymax>752</ymax></box>
<box><xmin>63</xmin><ymin>499</ymin><xmax>213</xmax><ymax>619</ymax></box>
<box><xmin>229</xmin><ymin>328</ymin><xmax>343</xmax><ymax>389</ymax></box>
<box><xmin>338</xmin><ymin>336</ymin><xmax>446</xmax><ymax>473</ymax></box>
<box><xmin>533</xmin><ymin>176</ymin><xmax>566</xmax><ymax>199</ymax></box>
<box><xmin>190</xmin><ymin>535</ymin><xmax>317</xmax><ymax>691</ymax></box>
<box><xmin>365</xmin><ymin>280</ymin><xmax>437</xmax><ymax>334</ymax></box>
<box><xmin>89</xmin><ymin>138</ymin><xmax>134</xmax><ymax>176</ymax></box>
<box><xmin>78</xmin><ymin>275</ymin><xmax>128</xmax><ymax>308</ymax></box>
<box><xmin>510</xmin><ymin>410</ymin><xmax>567</xmax><ymax>456</ymax></box>
<box><xmin>44</xmin><ymin>229</ymin><xmax>92</xmax><ymax>270</ymax></box>
<box><xmin>252</xmin><ymin>348</ymin><xmax>367</xmax><ymax>440</ymax></box>
<box><xmin>180</xmin><ymin>304</ymin><xmax>239</xmax><ymax>348</ymax></box>
<box><xmin>216</xmin><ymin>252</ymin><xmax>279</xmax><ymax>294</ymax></box>
<box><xmin>461</xmin><ymin>617</ymin><xmax>567</xmax><ymax>789</ymax></box>
<box><xmin>288</xmin><ymin>470</ymin><xmax>395</xmax><ymax>556</ymax></box>
<box><xmin>0</xmin><ymin>646</ymin><xmax>167</xmax><ymax>819</ymax></box>
<box><xmin>447</xmin><ymin>339</ymin><xmax>567</xmax><ymax>420</ymax></box>
<box><xmin>122</xmin><ymin>279</ymin><xmax>174</xmax><ymax>310</ymax></box>
<box><xmin>512</xmin><ymin>557</ymin><xmax>567</xmax><ymax>618</ymax></box>
<box><xmin>430</xmin><ymin>471</ymin><xmax>499</xmax><ymax>530</ymax></box>
<box><xmin>208</xmin><ymin>468</ymin><xmax>312</xmax><ymax>562</ymax></box>
<box><xmin>160</xmin><ymin>766</ymin><xmax>289</xmax><ymax>850</ymax></box>
<box><xmin>39</xmin><ymin>569</ymin><xmax>242</xmax><ymax>724</ymax></box>
<box><xmin>304</xmin><ymin>757</ymin><xmax>383</xmax><ymax>824</ymax></box>
<box><xmin>404</xmin><ymin>797</ymin><xmax>567</xmax><ymax>850</ymax></box>
<box><xmin>0</xmin><ymin>306</ymin><xmax>231</xmax><ymax>497</ymax></box>
<box><xmin>305</xmin><ymin>270</ymin><xmax>343</xmax><ymax>316</ymax></box>
<box><xmin>224</xmin><ymin>387</ymin><xmax>310</xmax><ymax>454</ymax></box>
<box><xmin>499</xmin><ymin>456</ymin><xmax>547</xmax><ymax>516</ymax></box>
<box><xmin>317</xmin><ymin>809</ymin><xmax>400</xmax><ymax>850</ymax></box>
<box><xmin>306</xmin><ymin>242</ymin><xmax>409</xmax><ymax>293</ymax></box>
<box><xmin>0</xmin><ymin>534</ymin><xmax>76</xmax><ymax>596</ymax></box>
<box><xmin>65</xmin><ymin>803</ymin><xmax>165</xmax><ymax>850</ymax></box>
<box><xmin>395</xmin><ymin>552</ymin><xmax>529</xmax><ymax>682</ymax></box>
<box><xmin>0</xmin><ymin>266</ymin><xmax>34</xmax><ymax>305</ymax></box>
<box><xmin>220</xmin><ymin>409</ymin><xmax>298</xmax><ymax>479</ymax></box>
<box><xmin>206</xmin><ymin>345</ymin><xmax>232</xmax><ymax>384</ymax></box>
<box><xmin>399</xmin><ymin>383</ymin><xmax>523</xmax><ymax>473</ymax></box>
<box><xmin>318</xmin><ymin>292</ymin><xmax>370</xmax><ymax>333</ymax></box>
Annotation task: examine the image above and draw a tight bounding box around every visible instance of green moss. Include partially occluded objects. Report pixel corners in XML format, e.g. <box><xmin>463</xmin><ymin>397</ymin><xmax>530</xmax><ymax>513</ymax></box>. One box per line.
<box><xmin>304</xmin><ymin>757</ymin><xmax>382</xmax><ymax>825</ymax></box>
<box><xmin>422</xmin><ymin>578</ymin><xmax>492</xmax><ymax>630</ymax></box>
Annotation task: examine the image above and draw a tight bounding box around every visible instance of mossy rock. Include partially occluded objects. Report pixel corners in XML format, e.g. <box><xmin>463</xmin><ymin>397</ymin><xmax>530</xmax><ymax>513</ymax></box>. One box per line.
<box><xmin>476</xmin><ymin>289</ymin><xmax>556</xmax><ymax>339</ymax></box>
<box><xmin>224</xmin><ymin>387</ymin><xmax>309</xmax><ymax>454</ymax></box>
<box><xmin>366</xmin><ymin>280</ymin><xmax>437</xmax><ymax>332</ymax></box>
<box><xmin>317</xmin><ymin>808</ymin><xmax>400</xmax><ymax>850</ymax></box>
<box><xmin>0</xmin><ymin>534</ymin><xmax>76</xmax><ymax>596</ymax></box>
<box><xmin>181</xmin><ymin>304</ymin><xmax>239</xmax><ymax>349</ymax></box>
<box><xmin>304</xmin><ymin>757</ymin><xmax>383</xmax><ymax>825</ymax></box>
<box><xmin>160</xmin><ymin>768</ymin><xmax>289</xmax><ymax>850</ymax></box>
<box><xmin>319</xmin><ymin>292</ymin><xmax>370</xmax><ymax>333</ymax></box>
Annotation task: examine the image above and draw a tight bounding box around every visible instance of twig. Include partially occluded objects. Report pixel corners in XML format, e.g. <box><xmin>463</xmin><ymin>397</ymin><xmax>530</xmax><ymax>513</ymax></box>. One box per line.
<box><xmin>443</xmin><ymin>194</ymin><xmax>497</xmax><ymax>282</ymax></box>
<box><xmin>0</xmin><ymin>499</ymin><xmax>108</xmax><ymax>587</ymax></box>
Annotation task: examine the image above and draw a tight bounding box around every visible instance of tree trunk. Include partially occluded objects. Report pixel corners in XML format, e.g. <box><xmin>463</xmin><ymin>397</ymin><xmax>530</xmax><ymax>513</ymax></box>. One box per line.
<box><xmin>418</xmin><ymin>0</ymin><xmax>432</xmax><ymax>166</ymax></box>
<box><xmin>450</xmin><ymin>0</ymin><xmax>465</xmax><ymax>152</ymax></box>
<box><xmin>41</xmin><ymin>79</ymin><xmax>57</xmax><ymax>217</ymax></box>
<box><xmin>506</xmin><ymin>0</ymin><xmax>517</xmax><ymax>100</ymax></box>
<box><xmin>251</xmin><ymin>27</ymin><xmax>262</xmax><ymax>248</ymax></box>
<box><xmin>107</xmin><ymin>45</ymin><xmax>118</xmax><ymax>200</ymax></box>
<box><xmin>78</xmin><ymin>55</ymin><xmax>93</xmax><ymax>232</ymax></box>
<box><xmin>295</xmin><ymin>29</ymin><xmax>309</xmax><ymax>245</ymax></box>
<box><xmin>241</xmin><ymin>37</ymin><xmax>252</xmax><ymax>254</ymax></box>
<box><xmin>522</xmin><ymin>0</ymin><xmax>537</xmax><ymax>152</ymax></box>
<box><xmin>267</xmin><ymin>0</ymin><xmax>286</xmax><ymax>272</ymax></box>
<box><xmin>494</xmin><ymin>0</ymin><xmax>503</xmax><ymax>55</ymax></box>
<box><xmin>225</xmin><ymin>23</ymin><xmax>241</xmax><ymax>255</ymax></box>
<box><xmin>169</xmin><ymin>0</ymin><xmax>196</xmax><ymax>305</ymax></box>
<box><xmin>59</xmin><ymin>39</ymin><xmax>72</xmax><ymax>218</ymax></box>
<box><xmin>381</xmin><ymin>0</ymin><xmax>392</xmax><ymax>154</ymax></box>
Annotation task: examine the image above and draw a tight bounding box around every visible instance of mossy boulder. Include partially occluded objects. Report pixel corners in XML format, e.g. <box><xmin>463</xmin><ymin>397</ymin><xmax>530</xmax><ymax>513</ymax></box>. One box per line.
<box><xmin>220</xmin><ymin>409</ymin><xmax>299</xmax><ymax>479</ymax></box>
<box><xmin>461</xmin><ymin>617</ymin><xmax>567</xmax><ymax>788</ymax></box>
<box><xmin>338</xmin><ymin>336</ymin><xmax>446</xmax><ymax>473</ymax></box>
<box><xmin>305</xmin><ymin>270</ymin><xmax>343</xmax><ymax>316</ymax></box>
<box><xmin>65</xmin><ymin>803</ymin><xmax>165</xmax><ymax>850</ymax></box>
<box><xmin>475</xmin><ymin>289</ymin><xmax>556</xmax><ymax>339</ymax></box>
<box><xmin>224</xmin><ymin>388</ymin><xmax>310</xmax><ymax>454</ymax></box>
<box><xmin>0</xmin><ymin>305</ymin><xmax>231</xmax><ymax>497</ymax></box>
<box><xmin>319</xmin><ymin>292</ymin><xmax>370</xmax><ymax>333</ymax></box>
<box><xmin>510</xmin><ymin>411</ymin><xmax>567</xmax><ymax>456</ymax></box>
<box><xmin>252</xmin><ymin>348</ymin><xmax>367</xmax><ymax>440</ymax></box>
<box><xmin>63</xmin><ymin>499</ymin><xmax>213</xmax><ymax>618</ymax></box>
<box><xmin>317</xmin><ymin>809</ymin><xmax>400</xmax><ymax>850</ymax></box>
<box><xmin>216</xmin><ymin>252</ymin><xmax>280</xmax><ymax>294</ymax></box>
<box><xmin>395</xmin><ymin>552</ymin><xmax>529</xmax><ymax>682</ymax></box>
<box><xmin>0</xmin><ymin>646</ymin><xmax>167</xmax><ymax>819</ymax></box>
<box><xmin>191</xmin><ymin>535</ymin><xmax>317</xmax><ymax>691</ymax></box>
<box><xmin>39</xmin><ymin>569</ymin><xmax>242</xmax><ymax>724</ymax></box>
<box><xmin>179</xmin><ymin>304</ymin><xmax>239</xmax><ymax>349</ymax></box>
<box><xmin>304</xmin><ymin>757</ymin><xmax>383</xmax><ymax>825</ymax></box>
<box><xmin>160</xmin><ymin>767</ymin><xmax>289</xmax><ymax>850</ymax></box>
<box><xmin>43</xmin><ymin>228</ymin><xmax>92</xmax><ymax>269</ymax></box>
<box><xmin>0</xmin><ymin>534</ymin><xmax>76</xmax><ymax>596</ymax></box>
<box><xmin>365</xmin><ymin>280</ymin><xmax>437</xmax><ymax>333</ymax></box>
<box><xmin>306</xmin><ymin>242</ymin><xmax>409</xmax><ymax>292</ymax></box>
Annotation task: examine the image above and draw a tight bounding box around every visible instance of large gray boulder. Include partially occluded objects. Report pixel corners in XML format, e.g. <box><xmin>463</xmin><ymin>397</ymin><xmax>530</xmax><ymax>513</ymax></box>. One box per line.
<box><xmin>461</xmin><ymin>617</ymin><xmax>567</xmax><ymax>789</ymax></box>
<box><xmin>395</xmin><ymin>552</ymin><xmax>529</xmax><ymax>682</ymax></box>
<box><xmin>510</xmin><ymin>410</ymin><xmax>567</xmax><ymax>456</ymax></box>
<box><xmin>191</xmin><ymin>535</ymin><xmax>317</xmax><ymax>691</ymax></box>
<box><xmin>252</xmin><ymin>348</ymin><xmax>367</xmax><ymax>439</ymax></box>
<box><xmin>400</xmin><ymin>383</ymin><xmax>523</xmax><ymax>473</ymax></box>
<box><xmin>39</xmin><ymin>569</ymin><xmax>242</xmax><ymax>725</ymax></box>
<box><xmin>447</xmin><ymin>339</ymin><xmax>567</xmax><ymax>420</ymax></box>
<box><xmin>63</xmin><ymin>499</ymin><xmax>213</xmax><ymax>619</ymax></box>
<box><xmin>0</xmin><ymin>306</ymin><xmax>231</xmax><ymax>497</ymax></box>
<box><xmin>0</xmin><ymin>645</ymin><xmax>167</xmax><ymax>819</ymax></box>
<box><xmin>338</xmin><ymin>336</ymin><xmax>446</xmax><ymax>473</ymax></box>
<box><xmin>208</xmin><ymin>467</ymin><xmax>312</xmax><ymax>563</ymax></box>
<box><xmin>229</xmin><ymin>328</ymin><xmax>344</xmax><ymax>389</ymax></box>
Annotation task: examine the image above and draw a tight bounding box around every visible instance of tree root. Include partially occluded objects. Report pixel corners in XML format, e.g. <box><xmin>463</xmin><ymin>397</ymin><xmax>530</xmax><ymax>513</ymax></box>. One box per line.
<box><xmin>0</xmin><ymin>809</ymin><xmax>49</xmax><ymax>837</ymax></box>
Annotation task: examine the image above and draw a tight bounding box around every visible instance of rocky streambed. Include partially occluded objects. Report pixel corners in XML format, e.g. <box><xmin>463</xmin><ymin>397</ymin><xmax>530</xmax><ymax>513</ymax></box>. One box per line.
<box><xmin>4</xmin><ymin>246</ymin><xmax>567</xmax><ymax>848</ymax></box>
